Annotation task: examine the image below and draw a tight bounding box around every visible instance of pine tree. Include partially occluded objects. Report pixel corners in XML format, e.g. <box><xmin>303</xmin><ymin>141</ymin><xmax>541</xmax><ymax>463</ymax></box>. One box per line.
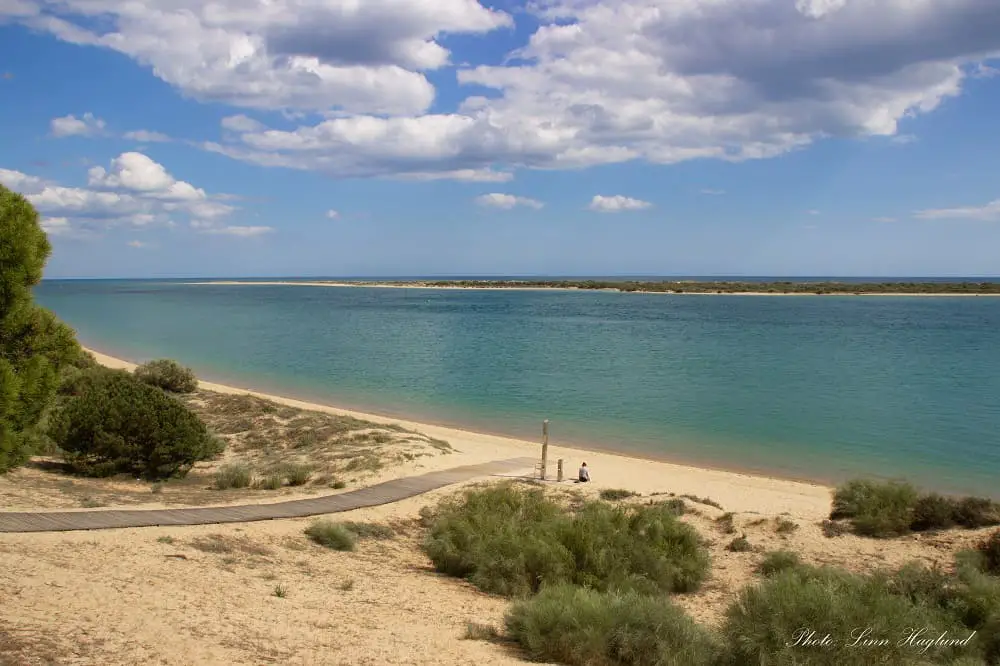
<box><xmin>0</xmin><ymin>183</ymin><xmax>81</xmax><ymax>471</ymax></box>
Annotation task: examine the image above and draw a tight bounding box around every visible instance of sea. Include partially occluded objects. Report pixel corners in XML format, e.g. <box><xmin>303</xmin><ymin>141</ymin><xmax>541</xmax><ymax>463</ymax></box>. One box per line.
<box><xmin>33</xmin><ymin>277</ymin><xmax>1000</xmax><ymax>497</ymax></box>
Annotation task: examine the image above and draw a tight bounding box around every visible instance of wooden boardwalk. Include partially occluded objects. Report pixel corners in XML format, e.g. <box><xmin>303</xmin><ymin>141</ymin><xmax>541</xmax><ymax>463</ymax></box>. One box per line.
<box><xmin>0</xmin><ymin>457</ymin><xmax>535</xmax><ymax>533</ymax></box>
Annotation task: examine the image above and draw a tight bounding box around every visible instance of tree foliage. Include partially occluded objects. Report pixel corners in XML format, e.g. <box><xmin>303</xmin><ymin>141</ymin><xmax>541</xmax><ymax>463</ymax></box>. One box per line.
<box><xmin>50</xmin><ymin>367</ymin><xmax>222</xmax><ymax>479</ymax></box>
<box><xmin>0</xmin><ymin>184</ymin><xmax>82</xmax><ymax>472</ymax></box>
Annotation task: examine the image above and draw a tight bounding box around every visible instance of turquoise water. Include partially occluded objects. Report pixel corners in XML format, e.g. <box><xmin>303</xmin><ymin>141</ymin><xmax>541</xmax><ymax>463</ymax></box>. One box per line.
<box><xmin>34</xmin><ymin>280</ymin><xmax>1000</xmax><ymax>497</ymax></box>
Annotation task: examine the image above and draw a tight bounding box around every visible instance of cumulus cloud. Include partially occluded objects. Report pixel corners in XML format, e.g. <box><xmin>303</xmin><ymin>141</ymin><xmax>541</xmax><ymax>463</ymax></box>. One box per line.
<box><xmin>124</xmin><ymin>129</ymin><xmax>171</xmax><ymax>142</ymax></box>
<box><xmin>127</xmin><ymin>240</ymin><xmax>147</xmax><ymax>248</ymax></box>
<box><xmin>6</xmin><ymin>1</ymin><xmax>1000</xmax><ymax>180</ymax></box>
<box><xmin>0</xmin><ymin>152</ymin><xmax>244</xmax><ymax>236</ymax></box>
<box><xmin>915</xmin><ymin>199</ymin><xmax>1000</xmax><ymax>221</ymax></box>
<box><xmin>50</xmin><ymin>112</ymin><xmax>106</xmax><ymax>137</ymax></box>
<box><xmin>4</xmin><ymin>0</ymin><xmax>511</xmax><ymax>115</ymax></box>
<box><xmin>326</xmin><ymin>209</ymin><xmax>339</xmax><ymax>219</ymax></box>
<box><xmin>475</xmin><ymin>193</ymin><xmax>544</xmax><ymax>209</ymax></box>
<box><xmin>588</xmin><ymin>195</ymin><xmax>651</xmax><ymax>213</ymax></box>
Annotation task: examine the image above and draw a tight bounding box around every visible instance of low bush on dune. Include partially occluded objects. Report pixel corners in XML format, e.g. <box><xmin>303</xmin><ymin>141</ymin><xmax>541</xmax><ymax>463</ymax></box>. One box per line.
<box><xmin>134</xmin><ymin>359</ymin><xmax>198</xmax><ymax>394</ymax></box>
<box><xmin>423</xmin><ymin>484</ymin><xmax>709</xmax><ymax>598</ymax></box>
<box><xmin>720</xmin><ymin>564</ymin><xmax>981</xmax><ymax>665</ymax></box>
<box><xmin>505</xmin><ymin>584</ymin><xmax>721</xmax><ymax>666</ymax></box>
<box><xmin>305</xmin><ymin>520</ymin><xmax>356</xmax><ymax>551</ymax></box>
<box><xmin>979</xmin><ymin>531</ymin><xmax>1000</xmax><ymax>576</ymax></box>
<box><xmin>830</xmin><ymin>479</ymin><xmax>1000</xmax><ymax>538</ymax></box>
<box><xmin>758</xmin><ymin>550</ymin><xmax>802</xmax><ymax>577</ymax></box>
<box><xmin>830</xmin><ymin>479</ymin><xmax>919</xmax><ymax>537</ymax></box>
<box><xmin>50</xmin><ymin>368</ymin><xmax>222</xmax><ymax>479</ymax></box>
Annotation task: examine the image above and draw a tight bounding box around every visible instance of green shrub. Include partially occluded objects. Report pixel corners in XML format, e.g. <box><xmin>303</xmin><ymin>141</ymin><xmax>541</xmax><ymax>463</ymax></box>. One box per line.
<box><xmin>256</xmin><ymin>474</ymin><xmax>283</xmax><ymax>490</ymax></box>
<box><xmin>599</xmin><ymin>489</ymin><xmax>636</xmax><ymax>501</ymax></box>
<box><xmin>758</xmin><ymin>550</ymin><xmax>802</xmax><ymax>577</ymax></box>
<box><xmin>342</xmin><ymin>522</ymin><xmax>395</xmax><ymax>540</ymax></box>
<box><xmin>50</xmin><ymin>369</ymin><xmax>219</xmax><ymax>479</ymax></box>
<box><xmin>134</xmin><ymin>359</ymin><xmax>198</xmax><ymax>393</ymax></box>
<box><xmin>952</xmin><ymin>497</ymin><xmax>1000</xmax><ymax>529</ymax></box>
<box><xmin>715</xmin><ymin>512</ymin><xmax>736</xmax><ymax>534</ymax></box>
<box><xmin>979</xmin><ymin>531</ymin><xmax>1000</xmax><ymax>576</ymax></box>
<box><xmin>775</xmin><ymin>518</ymin><xmax>799</xmax><ymax>534</ymax></box>
<box><xmin>305</xmin><ymin>520</ymin><xmax>356</xmax><ymax>551</ymax></box>
<box><xmin>831</xmin><ymin>479</ymin><xmax>918</xmax><ymax>537</ymax></box>
<box><xmin>424</xmin><ymin>484</ymin><xmax>708</xmax><ymax>598</ymax></box>
<box><xmin>726</xmin><ymin>536</ymin><xmax>752</xmax><ymax>552</ymax></box>
<box><xmin>720</xmin><ymin>565</ymin><xmax>978</xmax><ymax>665</ymax></box>
<box><xmin>506</xmin><ymin>584</ymin><xmax>720</xmax><ymax>666</ymax></box>
<box><xmin>214</xmin><ymin>464</ymin><xmax>252</xmax><ymax>490</ymax></box>
<box><xmin>284</xmin><ymin>463</ymin><xmax>312</xmax><ymax>486</ymax></box>
<box><xmin>912</xmin><ymin>493</ymin><xmax>957</xmax><ymax>531</ymax></box>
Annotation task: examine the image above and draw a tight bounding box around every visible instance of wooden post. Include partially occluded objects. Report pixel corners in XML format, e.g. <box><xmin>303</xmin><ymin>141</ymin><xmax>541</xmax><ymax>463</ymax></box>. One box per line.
<box><xmin>557</xmin><ymin>458</ymin><xmax>564</xmax><ymax>482</ymax></box>
<box><xmin>540</xmin><ymin>420</ymin><xmax>549</xmax><ymax>480</ymax></box>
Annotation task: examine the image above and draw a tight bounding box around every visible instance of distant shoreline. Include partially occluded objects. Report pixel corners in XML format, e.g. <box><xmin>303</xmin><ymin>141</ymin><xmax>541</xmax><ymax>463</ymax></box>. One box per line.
<box><xmin>185</xmin><ymin>280</ymin><xmax>1000</xmax><ymax>297</ymax></box>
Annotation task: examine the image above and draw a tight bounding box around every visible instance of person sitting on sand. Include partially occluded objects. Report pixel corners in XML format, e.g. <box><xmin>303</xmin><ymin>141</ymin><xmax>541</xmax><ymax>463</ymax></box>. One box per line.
<box><xmin>578</xmin><ymin>462</ymin><xmax>590</xmax><ymax>483</ymax></box>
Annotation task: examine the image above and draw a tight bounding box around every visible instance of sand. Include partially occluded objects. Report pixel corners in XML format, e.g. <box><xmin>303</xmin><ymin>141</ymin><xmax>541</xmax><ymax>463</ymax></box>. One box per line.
<box><xmin>184</xmin><ymin>281</ymin><xmax>1000</xmax><ymax>296</ymax></box>
<box><xmin>2</xmin><ymin>350</ymin><xmax>991</xmax><ymax>665</ymax></box>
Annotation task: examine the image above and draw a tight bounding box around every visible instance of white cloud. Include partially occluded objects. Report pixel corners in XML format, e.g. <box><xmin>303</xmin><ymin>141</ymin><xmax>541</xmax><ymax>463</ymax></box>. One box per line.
<box><xmin>326</xmin><ymin>209</ymin><xmax>339</xmax><ymax>219</ymax></box>
<box><xmin>475</xmin><ymin>193</ymin><xmax>543</xmax><ymax>210</ymax></box>
<box><xmin>700</xmin><ymin>189</ymin><xmax>725</xmax><ymax>196</ymax></box>
<box><xmin>1</xmin><ymin>153</ymin><xmax>240</xmax><ymax>236</ymax></box>
<box><xmin>7</xmin><ymin>1</ymin><xmax>1000</xmax><ymax>180</ymax></box>
<box><xmin>124</xmin><ymin>129</ymin><xmax>171</xmax><ymax>142</ymax></box>
<box><xmin>40</xmin><ymin>217</ymin><xmax>71</xmax><ymax>236</ymax></box>
<box><xmin>807</xmin><ymin>209</ymin><xmax>821</xmax><ymax>215</ymax></box>
<box><xmin>588</xmin><ymin>195</ymin><xmax>651</xmax><ymax>213</ymax></box>
<box><xmin>221</xmin><ymin>115</ymin><xmax>266</xmax><ymax>133</ymax></box>
<box><xmin>127</xmin><ymin>240</ymin><xmax>147</xmax><ymax>248</ymax></box>
<box><xmin>0</xmin><ymin>167</ymin><xmax>47</xmax><ymax>194</ymax></box>
<box><xmin>50</xmin><ymin>112</ymin><xmax>106</xmax><ymax>137</ymax></box>
<box><xmin>915</xmin><ymin>200</ymin><xmax>1000</xmax><ymax>222</ymax></box>
<box><xmin>7</xmin><ymin>1</ymin><xmax>511</xmax><ymax>116</ymax></box>
<box><xmin>199</xmin><ymin>224</ymin><xmax>274</xmax><ymax>237</ymax></box>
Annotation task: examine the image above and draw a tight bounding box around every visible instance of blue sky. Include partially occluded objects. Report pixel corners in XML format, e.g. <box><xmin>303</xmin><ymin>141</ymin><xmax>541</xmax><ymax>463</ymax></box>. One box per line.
<box><xmin>1</xmin><ymin>0</ymin><xmax>999</xmax><ymax>278</ymax></box>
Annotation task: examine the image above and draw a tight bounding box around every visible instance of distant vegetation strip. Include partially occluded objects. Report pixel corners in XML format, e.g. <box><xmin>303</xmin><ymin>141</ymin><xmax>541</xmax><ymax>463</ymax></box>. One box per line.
<box><xmin>299</xmin><ymin>279</ymin><xmax>1000</xmax><ymax>295</ymax></box>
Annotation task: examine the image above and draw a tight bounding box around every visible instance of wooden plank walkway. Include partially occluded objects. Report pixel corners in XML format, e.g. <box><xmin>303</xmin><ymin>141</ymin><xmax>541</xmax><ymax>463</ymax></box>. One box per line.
<box><xmin>0</xmin><ymin>457</ymin><xmax>536</xmax><ymax>533</ymax></box>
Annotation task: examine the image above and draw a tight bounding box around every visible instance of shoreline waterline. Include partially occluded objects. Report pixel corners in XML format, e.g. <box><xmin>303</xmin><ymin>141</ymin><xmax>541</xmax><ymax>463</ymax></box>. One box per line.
<box><xmin>183</xmin><ymin>280</ymin><xmax>1000</xmax><ymax>297</ymax></box>
<box><xmin>81</xmin><ymin>344</ymin><xmax>845</xmax><ymax>501</ymax></box>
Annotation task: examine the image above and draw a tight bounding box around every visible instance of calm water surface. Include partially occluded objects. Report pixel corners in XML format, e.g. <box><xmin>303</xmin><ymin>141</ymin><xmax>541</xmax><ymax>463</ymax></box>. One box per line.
<box><xmin>34</xmin><ymin>280</ymin><xmax>1000</xmax><ymax>496</ymax></box>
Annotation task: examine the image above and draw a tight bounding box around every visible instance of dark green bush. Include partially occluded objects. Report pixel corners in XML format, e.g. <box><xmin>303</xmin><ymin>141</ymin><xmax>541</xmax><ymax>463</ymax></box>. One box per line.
<box><xmin>720</xmin><ymin>565</ymin><xmax>978</xmax><ymax>665</ymax></box>
<box><xmin>830</xmin><ymin>479</ymin><xmax>918</xmax><ymax>537</ymax></box>
<box><xmin>50</xmin><ymin>370</ymin><xmax>221</xmax><ymax>479</ymax></box>
<box><xmin>423</xmin><ymin>484</ymin><xmax>709</xmax><ymax>598</ymax></box>
<box><xmin>912</xmin><ymin>493</ymin><xmax>957</xmax><ymax>531</ymax></box>
<box><xmin>134</xmin><ymin>359</ymin><xmax>198</xmax><ymax>393</ymax></box>
<box><xmin>979</xmin><ymin>531</ymin><xmax>1000</xmax><ymax>576</ymax></box>
<box><xmin>505</xmin><ymin>584</ymin><xmax>720</xmax><ymax>666</ymax></box>
<box><xmin>952</xmin><ymin>497</ymin><xmax>1000</xmax><ymax>529</ymax></box>
<box><xmin>758</xmin><ymin>550</ymin><xmax>802</xmax><ymax>577</ymax></box>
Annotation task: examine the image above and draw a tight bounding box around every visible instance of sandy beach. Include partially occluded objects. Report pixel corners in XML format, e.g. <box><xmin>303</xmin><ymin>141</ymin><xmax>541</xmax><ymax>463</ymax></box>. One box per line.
<box><xmin>84</xmin><ymin>349</ymin><xmax>835</xmax><ymax>518</ymax></box>
<box><xmin>2</xmin><ymin>350</ymin><xmax>994</xmax><ymax>665</ymax></box>
<box><xmin>185</xmin><ymin>280</ymin><xmax>1000</xmax><ymax>297</ymax></box>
